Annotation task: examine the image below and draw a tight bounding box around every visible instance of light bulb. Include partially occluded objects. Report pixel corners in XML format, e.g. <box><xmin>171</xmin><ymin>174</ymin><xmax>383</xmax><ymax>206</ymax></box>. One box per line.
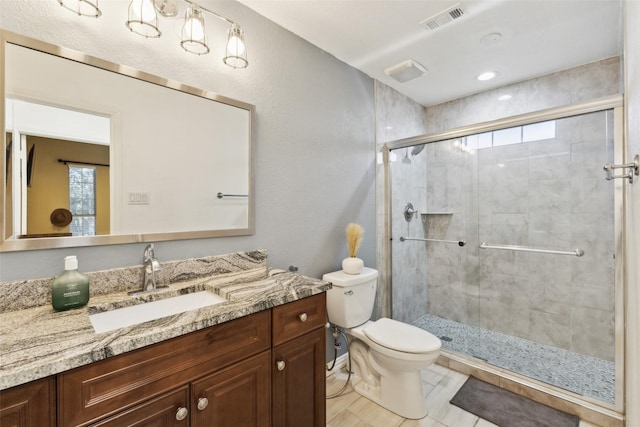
<box><xmin>227</xmin><ymin>34</ymin><xmax>245</xmax><ymax>56</ymax></box>
<box><xmin>130</xmin><ymin>0</ymin><xmax>156</xmax><ymax>21</ymax></box>
<box><xmin>477</xmin><ymin>71</ymin><xmax>497</xmax><ymax>81</ymax></box>
<box><xmin>184</xmin><ymin>16</ymin><xmax>205</xmax><ymax>40</ymax></box>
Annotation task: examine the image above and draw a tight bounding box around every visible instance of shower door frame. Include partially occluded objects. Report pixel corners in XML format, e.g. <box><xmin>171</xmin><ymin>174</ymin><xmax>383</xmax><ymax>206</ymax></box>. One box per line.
<box><xmin>384</xmin><ymin>94</ymin><xmax>625</xmax><ymax>415</ymax></box>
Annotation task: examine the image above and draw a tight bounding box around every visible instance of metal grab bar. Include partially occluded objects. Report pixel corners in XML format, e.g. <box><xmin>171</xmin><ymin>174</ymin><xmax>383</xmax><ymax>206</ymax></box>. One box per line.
<box><xmin>399</xmin><ymin>236</ymin><xmax>466</xmax><ymax>247</ymax></box>
<box><xmin>217</xmin><ymin>192</ymin><xmax>249</xmax><ymax>199</ymax></box>
<box><xmin>479</xmin><ymin>242</ymin><xmax>584</xmax><ymax>257</ymax></box>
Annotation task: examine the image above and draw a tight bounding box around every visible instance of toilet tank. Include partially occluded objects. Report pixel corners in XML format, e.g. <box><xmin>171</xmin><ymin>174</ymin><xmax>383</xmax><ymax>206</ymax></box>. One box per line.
<box><xmin>323</xmin><ymin>267</ymin><xmax>378</xmax><ymax>328</ymax></box>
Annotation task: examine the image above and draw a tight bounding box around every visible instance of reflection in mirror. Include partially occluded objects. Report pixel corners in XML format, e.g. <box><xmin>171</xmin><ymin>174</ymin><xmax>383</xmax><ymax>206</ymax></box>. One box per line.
<box><xmin>1</xmin><ymin>30</ymin><xmax>254</xmax><ymax>251</ymax></box>
<box><xmin>6</xmin><ymin>98</ymin><xmax>111</xmax><ymax>238</ymax></box>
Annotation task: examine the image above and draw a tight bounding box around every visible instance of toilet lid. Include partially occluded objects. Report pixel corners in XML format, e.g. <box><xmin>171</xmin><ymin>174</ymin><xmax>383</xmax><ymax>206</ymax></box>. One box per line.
<box><xmin>364</xmin><ymin>318</ymin><xmax>441</xmax><ymax>353</ymax></box>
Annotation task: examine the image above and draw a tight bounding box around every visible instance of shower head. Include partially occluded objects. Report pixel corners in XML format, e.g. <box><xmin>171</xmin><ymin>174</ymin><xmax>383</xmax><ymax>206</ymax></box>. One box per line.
<box><xmin>411</xmin><ymin>145</ymin><xmax>425</xmax><ymax>157</ymax></box>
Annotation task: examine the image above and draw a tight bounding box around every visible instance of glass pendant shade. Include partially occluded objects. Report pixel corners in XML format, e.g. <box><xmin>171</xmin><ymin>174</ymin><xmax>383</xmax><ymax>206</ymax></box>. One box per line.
<box><xmin>180</xmin><ymin>6</ymin><xmax>210</xmax><ymax>55</ymax></box>
<box><xmin>223</xmin><ymin>24</ymin><xmax>248</xmax><ymax>69</ymax></box>
<box><xmin>126</xmin><ymin>0</ymin><xmax>161</xmax><ymax>38</ymax></box>
<box><xmin>58</xmin><ymin>0</ymin><xmax>101</xmax><ymax>17</ymax></box>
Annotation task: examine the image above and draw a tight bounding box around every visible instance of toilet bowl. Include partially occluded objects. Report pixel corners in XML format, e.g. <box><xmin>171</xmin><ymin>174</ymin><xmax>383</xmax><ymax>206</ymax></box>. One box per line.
<box><xmin>346</xmin><ymin>318</ymin><xmax>441</xmax><ymax>419</ymax></box>
<box><xmin>323</xmin><ymin>268</ymin><xmax>442</xmax><ymax>419</ymax></box>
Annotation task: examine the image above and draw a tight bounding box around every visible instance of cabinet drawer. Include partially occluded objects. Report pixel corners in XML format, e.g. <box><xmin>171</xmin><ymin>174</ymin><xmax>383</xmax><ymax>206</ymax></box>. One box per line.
<box><xmin>272</xmin><ymin>293</ymin><xmax>326</xmax><ymax>346</ymax></box>
<box><xmin>58</xmin><ymin>310</ymin><xmax>270</xmax><ymax>427</ymax></box>
<box><xmin>90</xmin><ymin>386</ymin><xmax>189</xmax><ymax>426</ymax></box>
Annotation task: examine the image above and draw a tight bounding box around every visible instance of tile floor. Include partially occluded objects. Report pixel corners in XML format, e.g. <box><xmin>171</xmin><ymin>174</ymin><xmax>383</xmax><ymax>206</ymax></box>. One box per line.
<box><xmin>325</xmin><ymin>363</ymin><xmax>600</xmax><ymax>427</ymax></box>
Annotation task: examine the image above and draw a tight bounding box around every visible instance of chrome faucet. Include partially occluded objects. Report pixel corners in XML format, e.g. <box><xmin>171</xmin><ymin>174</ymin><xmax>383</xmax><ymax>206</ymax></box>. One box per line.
<box><xmin>142</xmin><ymin>244</ymin><xmax>162</xmax><ymax>292</ymax></box>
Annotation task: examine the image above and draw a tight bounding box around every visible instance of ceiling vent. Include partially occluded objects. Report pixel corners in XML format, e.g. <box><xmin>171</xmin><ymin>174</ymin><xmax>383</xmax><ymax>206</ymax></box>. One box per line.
<box><xmin>384</xmin><ymin>60</ymin><xmax>427</xmax><ymax>83</ymax></box>
<box><xmin>420</xmin><ymin>3</ymin><xmax>467</xmax><ymax>31</ymax></box>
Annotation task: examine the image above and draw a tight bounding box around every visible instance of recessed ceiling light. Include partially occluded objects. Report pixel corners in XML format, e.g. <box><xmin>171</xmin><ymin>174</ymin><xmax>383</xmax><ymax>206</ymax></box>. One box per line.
<box><xmin>480</xmin><ymin>32</ymin><xmax>502</xmax><ymax>46</ymax></box>
<box><xmin>498</xmin><ymin>94</ymin><xmax>512</xmax><ymax>101</ymax></box>
<box><xmin>477</xmin><ymin>71</ymin><xmax>497</xmax><ymax>81</ymax></box>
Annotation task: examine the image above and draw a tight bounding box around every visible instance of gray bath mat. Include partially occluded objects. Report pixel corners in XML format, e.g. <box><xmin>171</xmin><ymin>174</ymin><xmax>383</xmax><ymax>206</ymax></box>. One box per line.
<box><xmin>450</xmin><ymin>376</ymin><xmax>579</xmax><ymax>427</ymax></box>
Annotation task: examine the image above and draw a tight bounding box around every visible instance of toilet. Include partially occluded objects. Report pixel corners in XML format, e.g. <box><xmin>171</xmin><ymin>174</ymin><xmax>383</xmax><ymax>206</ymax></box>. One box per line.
<box><xmin>323</xmin><ymin>267</ymin><xmax>441</xmax><ymax>419</ymax></box>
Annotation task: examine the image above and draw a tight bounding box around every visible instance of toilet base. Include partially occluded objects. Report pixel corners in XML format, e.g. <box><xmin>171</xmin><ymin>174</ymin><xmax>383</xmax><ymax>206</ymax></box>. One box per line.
<box><xmin>348</xmin><ymin>340</ymin><xmax>428</xmax><ymax>419</ymax></box>
<box><xmin>351</xmin><ymin>370</ymin><xmax>427</xmax><ymax>419</ymax></box>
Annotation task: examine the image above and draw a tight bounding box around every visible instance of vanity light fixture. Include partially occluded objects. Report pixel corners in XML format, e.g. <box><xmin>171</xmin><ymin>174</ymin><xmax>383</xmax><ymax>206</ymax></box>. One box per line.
<box><xmin>175</xmin><ymin>0</ymin><xmax>248</xmax><ymax>68</ymax></box>
<box><xmin>126</xmin><ymin>0</ymin><xmax>161</xmax><ymax>38</ymax></box>
<box><xmin>181</xmin><ymin>5</ymin><xmax>209</xmax><ymax>54</ymax></box>
<box><xmin>224</xmin><ymin>23</ymin><xmax>248</xmax><ymax>69</ymax></box>
<box><xmin>56</xmin><ymin>0</ymin><xmax>248</xmax><ymax>68</ymax></box>
<box><xmin>57</xmin><ymin>0</ymin><xmax>101</xmax><ymax>18</ymax></box>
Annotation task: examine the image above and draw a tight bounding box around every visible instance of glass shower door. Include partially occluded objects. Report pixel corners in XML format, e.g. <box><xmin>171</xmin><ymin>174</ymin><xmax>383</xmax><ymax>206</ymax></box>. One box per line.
<box><xmin>389</xmin><ymin>107</ymin><xmax>620</xmax><ymax>405</ymax></box>
<box><xmin>474</xmin><ymin>110</ymin><xmax>616</xmax><ymax>403</ymax></box>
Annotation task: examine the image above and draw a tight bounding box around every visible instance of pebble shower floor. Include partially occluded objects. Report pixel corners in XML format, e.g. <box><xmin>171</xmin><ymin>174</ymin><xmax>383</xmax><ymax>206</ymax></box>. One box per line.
<box><xmin>412</xmin><ymin>313</ymin><xmax>615</xmax><ymax>404</ymax></box>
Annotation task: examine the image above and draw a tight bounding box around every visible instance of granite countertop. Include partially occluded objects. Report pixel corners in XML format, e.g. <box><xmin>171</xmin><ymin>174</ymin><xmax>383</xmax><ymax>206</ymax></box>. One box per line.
<box><xmin>0</xmin><ymin>262</ymin><xmax>331</xmax><ymax>391</ymax></box>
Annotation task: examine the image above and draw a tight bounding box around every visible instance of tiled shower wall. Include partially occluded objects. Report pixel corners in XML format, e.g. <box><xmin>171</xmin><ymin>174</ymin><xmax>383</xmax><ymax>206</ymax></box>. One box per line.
<box><xmin>374</xmin><ymin>81</ymin><xmax>428</xmax><ymax>320</ymax></box>
<box><xmin>387</xmin><ymin>57</ymin><xmax>621</xmax><ymax>361</ymax></box>
<box><xmin>422</xmin><ymin>111</ymin><xmax>615</xmax><ymax>361</ymax></box>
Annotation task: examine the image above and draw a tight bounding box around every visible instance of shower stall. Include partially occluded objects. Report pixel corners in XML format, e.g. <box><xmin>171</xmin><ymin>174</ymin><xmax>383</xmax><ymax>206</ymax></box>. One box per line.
<box><xmin>387</xmin><ymin>97</ymin><xmax>625</xmax><ymax>409</ymax></box>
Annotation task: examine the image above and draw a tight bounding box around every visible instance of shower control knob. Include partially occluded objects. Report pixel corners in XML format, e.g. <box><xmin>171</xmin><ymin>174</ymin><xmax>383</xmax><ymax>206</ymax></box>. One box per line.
<box><xmin>298</xmin><ymin>313</ymin><xmax>308</xmax><ymax>322</ymax></box>
<box><xmin>175</xmin><ymin>407</ymin><xmax>188</xmax><ymax>421</ymax></box>
<box><xmin>197</xmin><ymin>397</ymin><xmax>209</xmax><ymax>411</ymax></box>
<box><xmin>276</xmin><ymin>360</ymin><xmax>286</xmax><ymax>371</ymax></box>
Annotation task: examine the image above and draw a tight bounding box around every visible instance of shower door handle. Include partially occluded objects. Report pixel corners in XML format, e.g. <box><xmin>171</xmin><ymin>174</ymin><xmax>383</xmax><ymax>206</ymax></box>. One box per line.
<box><xmin>603</xmin><ymin>154</ymin><xmax>639</xmax><ymax>183</ymax></box>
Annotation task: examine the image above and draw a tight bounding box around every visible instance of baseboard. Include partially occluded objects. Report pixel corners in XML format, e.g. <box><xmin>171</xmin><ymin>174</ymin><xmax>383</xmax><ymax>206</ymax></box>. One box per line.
<box><xmin>326</xmin><ymin>353</ymin><xmax>349</xmax><ymax>377</ymax></box>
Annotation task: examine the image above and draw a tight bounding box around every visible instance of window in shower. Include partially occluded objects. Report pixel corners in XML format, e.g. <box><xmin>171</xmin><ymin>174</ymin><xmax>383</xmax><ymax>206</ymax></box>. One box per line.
<box><xmin>389</xmin><ymin>107</ymin><xmax>620</xmax><ymax>406</ymax></box>
<box><xmin>465</xmin><ymin>120</ymin><xmax>556</xmax><ymax>150</ymax></box>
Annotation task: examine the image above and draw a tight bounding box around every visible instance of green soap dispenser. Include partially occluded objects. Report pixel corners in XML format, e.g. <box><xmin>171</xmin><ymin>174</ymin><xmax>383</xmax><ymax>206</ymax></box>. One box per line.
<box><xmin>52</xmin><ymin>256</ymin><xmax>90</xmax><ymax>311</ymax></box>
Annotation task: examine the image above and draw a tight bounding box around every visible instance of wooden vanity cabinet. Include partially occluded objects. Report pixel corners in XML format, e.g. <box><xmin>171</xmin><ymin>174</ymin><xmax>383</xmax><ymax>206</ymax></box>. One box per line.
<box><xmin>272</xmin><ymin>293</ymin><xmax>327</xmax><ymax>427</ymax></box>
<box><xmin>58</xmin><ymin>310</ymin><xmax>271</xmax><ymax>426</ymax></box>
<box><xmin>0</xmin><ymin>377</ymin><xmax>56</xmax><ymax>427</ymax></box>
<box><xmin>1</xmin><ymin>292</ymin><xmax>327</xmax><ymax>427</ymax></box>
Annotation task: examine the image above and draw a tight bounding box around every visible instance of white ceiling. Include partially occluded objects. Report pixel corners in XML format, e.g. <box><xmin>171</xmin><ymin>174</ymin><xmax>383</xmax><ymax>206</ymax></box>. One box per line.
<box><xmin>235</xmin><ymin>0</ymin><xmax>623</xmax><ymax>106</ymax></box>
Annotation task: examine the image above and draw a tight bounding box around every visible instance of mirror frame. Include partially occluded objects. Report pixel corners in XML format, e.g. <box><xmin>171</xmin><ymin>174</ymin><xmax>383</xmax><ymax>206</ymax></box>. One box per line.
<box><xmin>1</xmin><ymin>30</ymin><xmax>255</xmax><ymax>252</ymax></box>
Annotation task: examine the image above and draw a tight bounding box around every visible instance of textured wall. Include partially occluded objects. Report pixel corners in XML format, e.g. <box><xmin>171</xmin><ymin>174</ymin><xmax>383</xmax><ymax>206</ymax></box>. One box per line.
<box><xmin>0</xmin><ymin>1</ymin><xmax>376</xmax><ymax>282</ymax></box>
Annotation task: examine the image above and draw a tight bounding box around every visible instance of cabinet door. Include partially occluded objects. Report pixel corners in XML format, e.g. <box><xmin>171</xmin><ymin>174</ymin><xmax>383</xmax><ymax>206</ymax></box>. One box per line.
<box><xmin>191</xmin><ymin>351</ymin><xmax>270</xmax><ymax>427</ymax></box>
<box><xmin>0</xmin><ymin>378</ymin><xmax>55</xmax><ymax>427</ymax></box>
<box><xmin>272</xmin><ymin>327</ymin><xmax>326</xmax><ymax>427</ymax></box>
<box><xmin>90</xmin><ymin>386</ymin><xmax>189</xmax><ymax>426</ymax></box>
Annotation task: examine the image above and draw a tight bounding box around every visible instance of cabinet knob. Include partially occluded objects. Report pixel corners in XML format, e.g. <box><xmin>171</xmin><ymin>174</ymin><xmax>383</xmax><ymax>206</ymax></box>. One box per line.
<box><xmin>175</xmin><ymin>406</ymin><xmax>188</xmax><ymax>421</ymax></box>
<box><xmin>276</xmin><ymin>360</ymin><xmax>286</xmax><ymax>371</ymax></box>
<box><xmin>197</xmin><ymin>397</ymin><xmax>209</xmax><ymax>411</ymax></box>
<box><xmin>298</xmin><ymin>312</ymin><xmax>308</xmax><ymax>322</ymax></box>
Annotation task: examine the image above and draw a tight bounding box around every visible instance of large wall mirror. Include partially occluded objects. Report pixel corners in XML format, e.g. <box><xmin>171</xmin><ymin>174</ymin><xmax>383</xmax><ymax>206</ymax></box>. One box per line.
<box><xmin>1</xmin><ymin>30</ymin><xmax>254</xmax><ymax>252</ymax></box>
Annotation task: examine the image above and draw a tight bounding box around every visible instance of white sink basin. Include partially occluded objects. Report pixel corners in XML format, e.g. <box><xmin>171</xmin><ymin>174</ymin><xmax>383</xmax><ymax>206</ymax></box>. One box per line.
<box><xmin>89</xmin><ymin>291</ymin><xmax>227</xmax><ymax>333</ymax></box>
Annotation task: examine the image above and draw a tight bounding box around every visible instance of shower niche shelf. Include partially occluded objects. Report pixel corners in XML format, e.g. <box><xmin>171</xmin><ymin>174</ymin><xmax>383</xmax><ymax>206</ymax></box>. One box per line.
<box><xmin>421</xmin><ymin>213</ymin><xmax>453</xmax><ymax>240</ymax></box>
